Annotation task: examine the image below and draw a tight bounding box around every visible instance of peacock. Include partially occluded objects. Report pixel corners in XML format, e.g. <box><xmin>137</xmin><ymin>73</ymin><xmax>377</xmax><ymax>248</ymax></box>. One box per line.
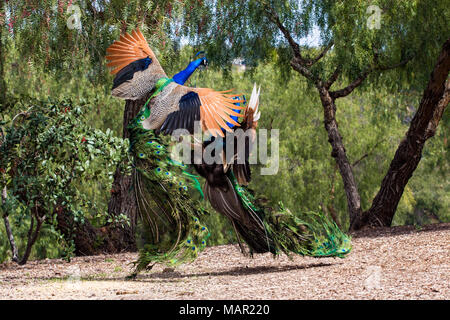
<box><xmin>106</xmin><ymin>28</ymin><xmax>351</xmax><ymax>275</ymax></box>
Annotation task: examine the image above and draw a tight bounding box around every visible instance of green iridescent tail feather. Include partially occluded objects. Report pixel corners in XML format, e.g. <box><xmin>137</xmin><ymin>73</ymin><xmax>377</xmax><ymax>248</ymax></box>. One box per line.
<box><xmin>168</xmin><ymin>158</ymin><xmax>204</xmax><ymax>199</ymax></box>
<box><xmin>228</xmin><ymin>172</ymin><xmax>351</xmax><ymax>258</ymax></box>
<box><xmin>262</xmin><ymin>204</ymin><xmax>351</xmax><ymax>258</ymax></box>
<box><xmin>129</xmin><ymin>108</ymin><xmax>209</xmax><ymax>273</ymax></box>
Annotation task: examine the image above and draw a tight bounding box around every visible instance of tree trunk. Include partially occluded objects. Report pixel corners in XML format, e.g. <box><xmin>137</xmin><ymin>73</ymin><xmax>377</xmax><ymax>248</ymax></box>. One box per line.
<box><xmin>19</xmin><ymin>212</ymin><xmax>44</xmax><ymax>265</ymax></box>
<box><xmin>107</xmin><ymin>97</ymin><xmax>148</xmax><ymax>244</ymax></box>
<box><xmin>317</xmin><ymin>87</ymin><xmax>363</xmax><ymax>226</ymax></box>
<box><xmin>351</xmin><ymin>38</ymin><xmax>450</xmax><ymax>230</ymax></box>
<box><xmin>55</xmin><ymin>209</ymin><xmax>135</xmax><ymax>256</ymax></box>
<box><xmin>2</xmin><ymin>187</ymin><xmax>19</xmax><ymax>262</ymax></box>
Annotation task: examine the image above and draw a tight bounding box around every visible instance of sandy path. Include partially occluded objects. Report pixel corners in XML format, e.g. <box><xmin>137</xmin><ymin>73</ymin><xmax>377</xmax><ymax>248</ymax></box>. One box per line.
<box><xmin>0</xmin><ymin>223</ymin><xmax>448</xmax><ymax>300</ymax></box>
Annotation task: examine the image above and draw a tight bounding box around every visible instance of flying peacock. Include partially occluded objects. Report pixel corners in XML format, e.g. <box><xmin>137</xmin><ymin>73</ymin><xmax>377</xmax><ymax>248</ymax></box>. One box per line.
<box><xmin>106</xmin><ymin>28</ymin><xmax>351</xmax><ymax>275</ymax></box>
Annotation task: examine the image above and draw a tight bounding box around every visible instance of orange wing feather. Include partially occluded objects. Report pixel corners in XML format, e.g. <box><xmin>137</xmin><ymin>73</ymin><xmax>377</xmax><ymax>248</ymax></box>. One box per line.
<box><xmin>193</xmin><ymin>88</ymin><xmax>245</xmax><ymax>137</ymax></box>
<box><xmin>106</xmin><ymin>28</ymin><xmax>155</xmax><ymax>75</ymax></box>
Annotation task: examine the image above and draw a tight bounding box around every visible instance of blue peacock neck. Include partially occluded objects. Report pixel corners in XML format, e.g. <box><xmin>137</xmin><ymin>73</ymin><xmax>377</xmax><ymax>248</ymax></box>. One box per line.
<box><xmin>172</xmin><ymin>58</ymin><xmax>204</xmax><ymax>85</ymax></box>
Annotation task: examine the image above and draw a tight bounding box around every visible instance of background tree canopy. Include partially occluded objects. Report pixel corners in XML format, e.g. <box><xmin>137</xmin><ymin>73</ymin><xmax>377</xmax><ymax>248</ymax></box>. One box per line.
<box><xmin>0</xmin><ymin>0</ymin><xmax>448</xmax><ymax>263</ymax></box>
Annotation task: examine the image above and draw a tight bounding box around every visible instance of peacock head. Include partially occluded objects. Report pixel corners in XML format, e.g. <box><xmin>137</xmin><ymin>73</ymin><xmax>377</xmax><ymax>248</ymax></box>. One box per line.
<box><xmin>195</xmin><ymin>51</ymin><xmax>208</xmax><ymax>69</ymax></box>
<box><xmin>172</xmin><ymin>51</ymin><xmax>208</xmax><ymax>85</ymax></box>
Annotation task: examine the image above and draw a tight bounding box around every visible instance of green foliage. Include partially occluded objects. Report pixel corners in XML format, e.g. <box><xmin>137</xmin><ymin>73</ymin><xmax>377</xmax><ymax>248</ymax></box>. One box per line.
<box><xmin>0</xmin><ymin>98</ymin><xmax>129</xmax><ymax>262</ymax></box>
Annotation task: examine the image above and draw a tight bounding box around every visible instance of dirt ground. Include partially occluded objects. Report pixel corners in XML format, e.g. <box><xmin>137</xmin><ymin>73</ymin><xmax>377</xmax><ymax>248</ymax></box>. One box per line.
<box><xmin>0</xmin><ymin>223</ymin><xmax>448</xmax><ymax>300</ymax></box>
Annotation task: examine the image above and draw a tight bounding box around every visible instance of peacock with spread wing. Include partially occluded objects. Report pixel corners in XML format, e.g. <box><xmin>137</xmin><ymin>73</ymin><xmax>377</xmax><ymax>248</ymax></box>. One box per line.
<box><xmin>106</xmin><ymin>28</ymin><xmax>351</xmax><ymax>275</ymax></box>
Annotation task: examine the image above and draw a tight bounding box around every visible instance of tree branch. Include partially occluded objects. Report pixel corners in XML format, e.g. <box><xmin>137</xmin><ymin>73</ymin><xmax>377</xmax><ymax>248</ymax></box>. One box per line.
<box><xmin>330</xmin><ymin>57</ymin><xmax>413</xmax><ymax>100</ymax></box>
<box><xmin>263</xmin><ymin>5</ymin><xmax>305</xmax><ymax>62</ymax></box>
<box><xmin>11</xmin><ymin>107</ymin><xmax>33</xmax><ymax>123</ymax></box>
<box><xmin>307</xmin><ymin>42</ymin><xmax>333</xmax><ymax>67</ymax></box>
<box><xmin>330</xmin><ymin>69</ymin><xmax>371</xmax><ymax>100</ymax></box>
<box><xmin>264</xmin><ymin>5</ymin><xmax>333</xmax><ymax>71</ymax></box>
<box><xmin>352</xmin><ymin>139</ymin><xmax>385</xmax><ymax>167</ymax></box>
<box><xmin>19</xmin><ymin>206</ymin><xmax>45</xmax><ymax>265</ymax></box>
<box><xmin>324</xmin><ymin>66</ymin><xmax>341</xmax><ymax>89</ymax></box>
<box><xmin>290</xmin><ymin>56</ymin><xmax>319</xmax><ymax>84</ymax></box>
<box><xmin>2</xmin><ymin>187</ymin><xmax>19</xmax><ymax>262</ymax></box>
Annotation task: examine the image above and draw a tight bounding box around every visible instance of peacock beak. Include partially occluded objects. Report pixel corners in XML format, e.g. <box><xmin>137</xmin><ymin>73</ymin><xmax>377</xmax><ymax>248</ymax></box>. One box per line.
<box><xmin>199</xmin><ymin>58</ymin><xmax>208</xmax><ymax>70</ymax></box>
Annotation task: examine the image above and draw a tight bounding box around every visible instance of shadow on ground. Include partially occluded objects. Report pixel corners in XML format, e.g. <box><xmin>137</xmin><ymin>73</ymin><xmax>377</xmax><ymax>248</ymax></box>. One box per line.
<box><xmin>32</xmin><ymin>261</ymin><xmax>339</xmax><ymax>283</ymax></box>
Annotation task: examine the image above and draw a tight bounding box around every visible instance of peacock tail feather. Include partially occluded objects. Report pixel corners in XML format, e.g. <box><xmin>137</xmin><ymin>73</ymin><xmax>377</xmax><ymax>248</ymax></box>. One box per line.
<box><xmin>168</xmin><ymin>158</ymin><xmax>204</xmax><ymax>199</ymax></box>
<box><xmin>227</xmin><ymin>171</ymin><xmax>351</xmax><ymax>258</ymax></box>
<box><xmin>129</xmin><ymin>106</ymin><xmax>209</xmax><ymax>273</ymax></box>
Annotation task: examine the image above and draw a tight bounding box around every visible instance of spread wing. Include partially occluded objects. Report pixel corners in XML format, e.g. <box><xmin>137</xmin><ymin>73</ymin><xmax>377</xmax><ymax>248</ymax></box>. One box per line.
<box><xmin>192</xmin><ymin>84</ymin><xmax>261</xmax><ymax>187</ymax></box>
<box><xmin>156</xmin><ymin>86</ymin><xmax>246</xmax><ymax>137</ymax></box>
<box><xmin>106</xmin><ymin>28</ymin><xmax>167</xmax><ymax>100</ymax></box>
<box><xmin>232</xmin><ymin>84</ymin><xmax>261</xmax><ymax>185</ymax></box>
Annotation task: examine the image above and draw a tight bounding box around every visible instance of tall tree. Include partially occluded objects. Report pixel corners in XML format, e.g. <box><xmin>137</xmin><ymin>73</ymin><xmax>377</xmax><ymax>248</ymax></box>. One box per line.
<box><xmin>354</xmin><ymin>40</ymin><xmax>449</xmax><ymax>229</ymax></box>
